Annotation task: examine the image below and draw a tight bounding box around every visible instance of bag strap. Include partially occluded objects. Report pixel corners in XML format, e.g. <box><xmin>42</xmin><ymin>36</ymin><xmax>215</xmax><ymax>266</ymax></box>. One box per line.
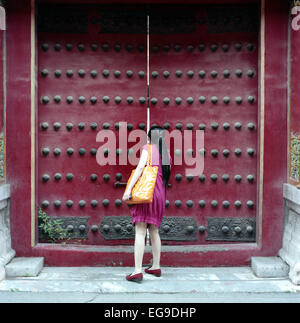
<box><xmin>147</xmin><ymin>144</ymin><xmax>152</xmax><ymax>166</ymax></box>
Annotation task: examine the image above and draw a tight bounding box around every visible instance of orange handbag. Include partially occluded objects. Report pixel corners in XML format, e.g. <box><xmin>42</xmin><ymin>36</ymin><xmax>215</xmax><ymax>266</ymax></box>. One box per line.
<box><xmin>125</xmin><ymin>144</ymin><xmax>158</xmax><ymax>204</ymax></box>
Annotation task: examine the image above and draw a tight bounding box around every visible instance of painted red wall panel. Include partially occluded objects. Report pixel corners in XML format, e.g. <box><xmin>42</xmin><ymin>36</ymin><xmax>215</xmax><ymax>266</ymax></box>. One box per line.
<box><xmin>0</xmin><ymin>33</ymin><xmax>3</xmax><ymax>134</ymax></box>
<box><xmin>6</xmin><ymin>0</ymin><xmax>32</xmax><ymax>255</ymax></box>
<box><xmin>261</xmin><ymin>0</ymin><xmax>288</xmax><ymax>254</ymax></box>
<box><xmin>0</xmin><ymin>30</ymin><xmax>4</xmax><ymax>184</ymax></box>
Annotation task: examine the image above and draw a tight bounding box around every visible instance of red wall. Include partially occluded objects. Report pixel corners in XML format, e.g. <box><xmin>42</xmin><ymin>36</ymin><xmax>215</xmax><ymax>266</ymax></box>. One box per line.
<box><xmin>5</xmin><ymin>0</ymin><xmax>289</xmax><ymax>266</ymax></box>
<box><xmin>6</xmin><ymin>0</ymin><xmax>32</xmax><ymax>253</ymax></box>
<box><xmin>0</xmin><ymin>7</ymin><xmax>6</xmax><ymax>183</ymax></box>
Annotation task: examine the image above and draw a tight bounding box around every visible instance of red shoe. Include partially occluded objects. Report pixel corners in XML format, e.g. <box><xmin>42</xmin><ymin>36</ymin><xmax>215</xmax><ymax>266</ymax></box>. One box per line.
<box><xmin>145</xmin><ymin>268</ymin><xmax>162</xmax><ymax>277</ymax></box>
<box><xmin>126</xmin><ymin>272</ymin><xmax>143</xmax><ymax>283</ymax></box>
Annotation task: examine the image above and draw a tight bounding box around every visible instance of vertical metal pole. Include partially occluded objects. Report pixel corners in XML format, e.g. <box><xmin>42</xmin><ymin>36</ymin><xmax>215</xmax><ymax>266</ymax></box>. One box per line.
<box><xmin>146</xmin><ymin>14</ymin><xmax>150</xmax><ymax>247</ymax></box>
<box><xmin>146</xmin><ymin>14</ymin><xmax>150</xmax><ymax>136</ymax></box>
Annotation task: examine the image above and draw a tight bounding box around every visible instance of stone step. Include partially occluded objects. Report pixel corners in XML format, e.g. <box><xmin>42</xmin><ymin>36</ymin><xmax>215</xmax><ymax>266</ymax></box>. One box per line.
<box><xmin>5</xmin><ymin>257</ymin><xmax>44</xmax><ymax>278</ymax></box>
<box><xmin>22</xmin><ymin>266</ymin><xmax>287</xmax><ymax>281</ymax></box>
<box><xmin>0</xmin><ymin>277</ymin><xmax>297</xmax><ymax>294</ymax></box>
<box><xmin>0</xmin><ymin>266</ymin><xmax>299</xmax><ymax>294</ymax></box>
<box><xmin>251</xmin><ymin>257</ymin><xmax>289</xmax><ymax>278</ymax></box>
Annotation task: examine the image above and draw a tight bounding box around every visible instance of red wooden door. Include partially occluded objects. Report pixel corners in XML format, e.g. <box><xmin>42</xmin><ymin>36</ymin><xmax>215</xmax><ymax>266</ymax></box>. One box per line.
<box><xmin>37</xmin><ymin>3</ymin><xmax>258</xmax><ymax>249</ymax></box>
<box><xmin>38</xmin><ymin>4</ymin><xmax>148</xmax><ymax>245</ymax></box>
<box><xmin>149</xmin><ymin>4</ymin><xmax>259</xmax><ymax>245</ymax></box>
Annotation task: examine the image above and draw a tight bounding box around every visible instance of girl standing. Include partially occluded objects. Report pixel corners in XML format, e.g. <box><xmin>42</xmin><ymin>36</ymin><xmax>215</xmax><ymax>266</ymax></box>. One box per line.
<box><xmin>122</xmin><ymin>125</ymin><xmax>172</xmax><ymax>283</ymax></box>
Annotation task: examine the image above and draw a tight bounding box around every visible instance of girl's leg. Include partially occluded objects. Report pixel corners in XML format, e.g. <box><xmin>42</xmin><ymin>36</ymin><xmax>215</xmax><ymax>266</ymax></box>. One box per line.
<box><xmin>149</xmin><ymin>224</ymin><xmax>161</xmax><ymax>270</ymax></box>
<box><xmin>132</xmin><ymin>222</ymin><xmax>147</xmax><ymax>275</ymax></box>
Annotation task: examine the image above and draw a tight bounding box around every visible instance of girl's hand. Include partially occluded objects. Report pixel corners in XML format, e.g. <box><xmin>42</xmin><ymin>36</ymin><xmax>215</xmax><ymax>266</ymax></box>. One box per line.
<box><xmin>122</xmin><ymin>190</ymin><xmax>131</xmax><ymax>201</ymax></box>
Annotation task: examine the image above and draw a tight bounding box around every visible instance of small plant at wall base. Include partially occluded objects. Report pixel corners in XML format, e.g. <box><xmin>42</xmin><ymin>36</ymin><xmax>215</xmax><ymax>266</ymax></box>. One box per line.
<box><xmin>37</xmin><ymin>205</ymin><xmax>71</xmax><ymax>243</ymax></box>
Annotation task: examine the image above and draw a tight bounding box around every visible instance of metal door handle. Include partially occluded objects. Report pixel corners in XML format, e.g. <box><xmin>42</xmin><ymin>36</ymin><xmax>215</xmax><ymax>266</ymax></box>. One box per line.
<box><xmin>114</xmin><ymin>181</ymin><xmax>128</xmax><ymax>188</ymax></box>
<box><xmin>115</xmin><ymin>181</ymin><xmax>171</xmax><ymax>188</ymax></box>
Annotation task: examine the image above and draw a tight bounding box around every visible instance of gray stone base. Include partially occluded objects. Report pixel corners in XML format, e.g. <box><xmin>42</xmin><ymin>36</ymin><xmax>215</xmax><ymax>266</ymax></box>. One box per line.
<box><xmin>5</xmin><ymin>257</ymin><xmax>44</xmax><ymax>278</ymax></box>
<box><xmin>0</xmin><ymin>183</ymin><xmax>14</xmax><ymax>282</ymax></box>
<box><xmin>251</xmin><ymin>257</ymin><xmax>289</xmax><ymax>278</ymax></box>
<box><xmin>0</xmin><ymin>266</ymin><xmax>5</xmax><ymax>281</ymax></box>
<box><xmin>289</xmin><ymin>262</ymin><xmax>300</xmax><ymax>285</ymax></box>
<box><xmin>279</xmin><ymin>184</ymin><xmax>300</xmax><ymax>285</ymax></box>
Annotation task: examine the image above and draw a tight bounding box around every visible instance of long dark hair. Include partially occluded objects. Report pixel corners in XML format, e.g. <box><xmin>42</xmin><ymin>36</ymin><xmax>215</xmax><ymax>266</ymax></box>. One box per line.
<box><xmin>147</xmin><ymin>125</ymin><xmax>171</xmax><ymax>186</ymax></box>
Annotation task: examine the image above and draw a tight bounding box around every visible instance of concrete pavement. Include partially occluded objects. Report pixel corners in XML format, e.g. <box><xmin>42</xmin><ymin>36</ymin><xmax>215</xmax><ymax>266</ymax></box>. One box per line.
<box><xmin>0</xmin><ymin>266</ymin><xmax>300</xmax><ymax>303</ymax></box>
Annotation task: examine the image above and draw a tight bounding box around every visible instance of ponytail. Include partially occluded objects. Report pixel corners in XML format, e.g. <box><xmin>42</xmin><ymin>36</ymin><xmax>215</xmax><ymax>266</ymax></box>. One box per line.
<box><xmin>148</xmin><ymin>125</ymin><xmax>171</xmax><ymax>186</ymax></box>
<box><xmin>159</xmin><ymin>133</ymin><xmax>171</xmax><ymax>187</ymax></box>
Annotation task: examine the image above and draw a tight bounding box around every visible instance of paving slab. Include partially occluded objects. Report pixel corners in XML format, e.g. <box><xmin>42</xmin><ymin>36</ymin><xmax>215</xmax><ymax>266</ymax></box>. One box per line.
<box><xmin>0</xmin><ymin>266</ymin><xmax>299</xmax><ymax>298</ymax></box>
<box><xmin>1</xmin><ymin>291</ymin><xmax>300</xmax><ymax>303</ymax></box>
